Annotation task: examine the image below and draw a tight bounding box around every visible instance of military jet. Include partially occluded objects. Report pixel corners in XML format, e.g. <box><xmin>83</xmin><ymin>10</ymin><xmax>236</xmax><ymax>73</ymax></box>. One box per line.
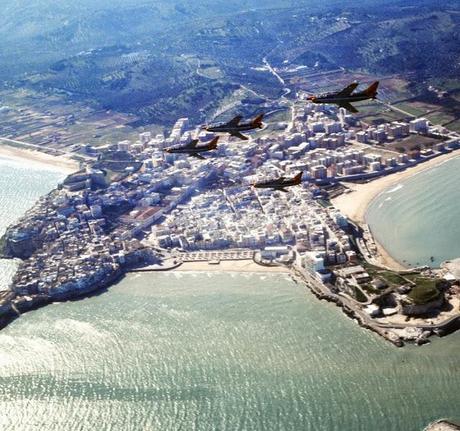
<box><xmin>307</xmin><ymin>81</ymin><xmax>379</xmax><ymax>113</ymax></box>
<box><xmin>203</xmin><ymin>114</ymin><xmax>264</xmax><ymax>140</ymax></box>
<box><xmin>164</xmin><ymin>137</ymin><xmax>219</xmax><ymax>160</ymax></box>
<box><xmin>252</xmin><ymin>171</ymin><xmax>303</xmax><ymax>193</ymax></box>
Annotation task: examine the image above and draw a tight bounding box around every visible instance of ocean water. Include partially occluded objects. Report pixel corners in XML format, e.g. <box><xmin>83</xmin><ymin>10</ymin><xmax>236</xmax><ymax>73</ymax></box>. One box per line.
<box><xmin>1</xmin><ymin>155</ymin><xmax>460</xmax><ymax>431</ymax></box>
<box><xmin>366</xmin><ymin>156</ymin><xmax>460</xmax><ymax>268</ymax></box>
<box><xmin>0</xmin><ymin>272</ymin><xmax>460</xmax><ymax>431</ymax></box>
<box><xmin>0</xmin><ymin>156</ymin><xmax>67</xmax><ymax>290</ymax></box>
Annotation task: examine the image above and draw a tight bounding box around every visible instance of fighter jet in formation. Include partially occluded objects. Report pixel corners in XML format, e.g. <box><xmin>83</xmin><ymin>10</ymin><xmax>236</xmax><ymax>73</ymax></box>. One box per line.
<box><xmin>164</xmin><ymin>137</ymin><xmax>219</xmax><ymax>160</ymax></box>
<box><xmin>203</xmin><ymin>114</ymin><xmax>264</xmax><ymax>140</ymax></box>
<box><xmin>307</xmin><ymin>81</ymin><xmax>379</xmax><ymax>113</ymax></box>
<box><xmin>252</xmin><ymin>171</ymin><xmax>303</xmax><ymax>193</ymax></box>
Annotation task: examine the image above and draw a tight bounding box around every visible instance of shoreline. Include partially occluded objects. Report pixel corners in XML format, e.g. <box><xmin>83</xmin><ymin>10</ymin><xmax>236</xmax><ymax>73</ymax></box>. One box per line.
<box><xmin>371</xmin><ymin>231</ymin><xmax>407</xmax><ymax>271</ymax></box>
<box><xmin>332</xmin><ymin>150</ymin><xmax>460</xmax><ymax>224</ymax></box>
<box><xmin>332</xmin><ymin>150</ymin><xmax>460</xmax><ymax>270</ymax></box>
<box><xmin>0</xmin><ymin>260</ymin><xmax>288</xmax><ymax>332</ymax></box>
<box><xmin>0</xmin><ymin>144</ymin><xmax>79</xmax><ymax>173</ymax></box>
<box><xmin>173</xmin><ymin>260</ymin><xmax>290</xmax><ymax>273</ymax></box>
<box><xmin>3</xmin><ymin>256</ymin><xmax>458</xmax><ymax>347</ymax></box>
<box><xmin>0</xmin><ymin>268</ymin><xmax>124</xmax><ymax>331</ymax></box>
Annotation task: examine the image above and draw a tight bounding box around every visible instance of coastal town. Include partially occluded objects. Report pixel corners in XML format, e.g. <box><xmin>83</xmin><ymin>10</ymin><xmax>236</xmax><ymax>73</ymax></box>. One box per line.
<box><xmin>1</xmin><ymin>93</ymin><xmax>460</xmax><ymax>346</ymax></box>
<box><xmin>3</xmin><ymin>2</ymin><xmax>460</xmax><ymax>429</ymax></box>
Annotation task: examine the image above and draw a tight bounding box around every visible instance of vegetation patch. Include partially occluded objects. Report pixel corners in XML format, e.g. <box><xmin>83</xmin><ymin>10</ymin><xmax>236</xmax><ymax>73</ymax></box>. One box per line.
<box><xmin>379</xmin><ymin>271</ymin><xmax>408</xmax><ymax>286</ymax></box>
<box><xmin>353</xmin><ymin>286</ymin><xmax>368</xmax><ymax>303</ymax></box>
<box><xmin>408</xmin><ymin>279</ymin><xmax>441</xmax><ymax>305</ymax></box>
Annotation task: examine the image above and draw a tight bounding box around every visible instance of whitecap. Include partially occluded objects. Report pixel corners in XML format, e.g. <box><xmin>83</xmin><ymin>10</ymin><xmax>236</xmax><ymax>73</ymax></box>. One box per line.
<box><xmin>386</xmin><ymin>184</ymin><xmax>403</xmax><ymax>193</ymax></box>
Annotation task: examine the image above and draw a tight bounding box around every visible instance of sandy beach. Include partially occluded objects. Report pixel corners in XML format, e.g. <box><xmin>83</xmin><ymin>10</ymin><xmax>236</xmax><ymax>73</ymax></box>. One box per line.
<box><xmin>174</xmin><ymin>260</ymin><xmax>290</xmax><ymax>273</ymax></box>
<box><xmin>332</xmin><ymin>150</ymin><xmax>460</xmax><ymax>270</ymax></box>
<box><xmin>332</xmin><ymin>150</ymin><xmax>460</xmax><ymax>224</ymax></box>
<box><xmin>371</xmin><ymin>238</ymin><xmax>407</xmax><ymax>271</ymax></box>
<box><xmin>0</xmin><ymin>144</ymin><xmax>79</xmax><ymax>173</ymax></box>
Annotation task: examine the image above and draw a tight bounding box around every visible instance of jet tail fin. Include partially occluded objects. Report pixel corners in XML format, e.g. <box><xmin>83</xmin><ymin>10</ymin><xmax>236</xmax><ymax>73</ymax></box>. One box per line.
<box><xmin>209</xmin><ymin>137</ymin><xmax>219</xmax><ymax>150</ymax></box>
<box><xmin>293</xmin><ymin>171</ymin><xmax>303</xmax><ymax>184</ymax></box>
<box><xmin>251</xmin><ymin>113</ymin><xmax>264</xmax><ymax>128</ymax></box>
<box><xmin>364</xmin><ymin>81</ymin><xmax>379</xmax><ymax>98</ymax></box>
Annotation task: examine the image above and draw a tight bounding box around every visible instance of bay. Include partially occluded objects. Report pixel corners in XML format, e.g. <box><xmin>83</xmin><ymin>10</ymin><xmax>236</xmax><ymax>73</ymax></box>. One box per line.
<box><xmin>366</xmin><ymin>156</ymin><xmax>460</xmax><ymax>268</ymax></box>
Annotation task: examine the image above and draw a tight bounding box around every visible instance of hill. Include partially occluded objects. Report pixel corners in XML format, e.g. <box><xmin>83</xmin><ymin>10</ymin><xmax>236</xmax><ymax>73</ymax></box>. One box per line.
<box><xmin>0</xmin><ymin>0</ymin><xmax>459</xmax><ymax>129</ymax></box>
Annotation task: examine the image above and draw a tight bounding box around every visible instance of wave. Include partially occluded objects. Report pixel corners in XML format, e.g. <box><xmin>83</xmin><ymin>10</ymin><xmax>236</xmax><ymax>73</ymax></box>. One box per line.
<box><xmin>386</xmin><ymin>184</ymin><xmax>403</xmax><ymax>194</ymax></box>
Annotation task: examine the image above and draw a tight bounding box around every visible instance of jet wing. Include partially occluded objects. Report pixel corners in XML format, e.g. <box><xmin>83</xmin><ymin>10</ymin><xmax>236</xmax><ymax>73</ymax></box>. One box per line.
<box><xmin>276</xmin><ymin>187</ymin><xmax>288</xmax><ymax>193</ymax></box>
<box><xmin>186</xmin><ymin>139</ymin><xmax>199</xmax><ymax>148</ymax></box>
<box><xmin>337</xmin><ymin>82</ymin><xmax>359</xmax><ymax>97</ymax></box>
<box><xmin>226</xmin><ymin>115</ymin><xmax>243</xmax><ymax>127</ymax></box>
<box><xmin>338</xmin><ymin>102</ymin><xmax>359</xmax><ymax>113</ymax></box>
<box><xmin>191</xmin><ymin>153</ymin><xmax>205</xmax><ymax>160</ymax></box>
<box><xmin>230</xmin><ymin>131</ymin><xmax>249</xmax><ymax>140</ymax></box>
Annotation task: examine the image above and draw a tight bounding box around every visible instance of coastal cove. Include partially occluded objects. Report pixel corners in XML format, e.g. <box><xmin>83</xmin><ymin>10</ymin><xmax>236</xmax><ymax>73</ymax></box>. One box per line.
<box><xmin>366</xmin><ymin>155</ymin><xmax>460</xmax><ymax>268</ymax></box>
<box><xmin>332</xmin><ymin>152</ymin><xmax>460</xmax><ymax>270</ymax></box>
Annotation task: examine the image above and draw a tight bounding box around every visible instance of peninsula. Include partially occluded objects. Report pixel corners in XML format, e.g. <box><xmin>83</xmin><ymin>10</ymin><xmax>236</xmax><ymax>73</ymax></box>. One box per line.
<box><xmin>1</xmin><ymin>92</ymin><xmax>460</xmax><ymax>346</ymax></box>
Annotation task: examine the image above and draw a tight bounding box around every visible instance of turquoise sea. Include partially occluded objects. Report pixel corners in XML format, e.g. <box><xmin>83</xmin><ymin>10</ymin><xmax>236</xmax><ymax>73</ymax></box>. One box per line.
<box><xmin>1</xmin><ymin>156</ymin><xmax>460</xmax><ymax>431</ymax></box>
<box><xmin>366</xmin><ymin>156</ymin><xmax>460</xmax><ymax>268</ymax></box>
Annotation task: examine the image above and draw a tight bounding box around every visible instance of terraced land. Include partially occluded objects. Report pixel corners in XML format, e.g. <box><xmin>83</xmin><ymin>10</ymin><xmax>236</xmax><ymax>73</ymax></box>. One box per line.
<box><xmin>0</xmin><ymin>0</ymin><xmax>459</xmax><ymax>135</ymax></box>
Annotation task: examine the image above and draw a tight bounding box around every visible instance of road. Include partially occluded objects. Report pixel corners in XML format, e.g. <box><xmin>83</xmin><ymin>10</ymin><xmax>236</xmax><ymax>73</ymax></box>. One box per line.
<box><xmin>262</xmin><ymin>57</ymin><xmax>291</xmax><ymax>98</ymax></box>
<box><xmin>262</xmin><ymin>57</ymin><xmax>285</xmax><ymax>86</ymax></box>
<box><xmin>295</xmin><ymin>263</ymin><xmax>460</xmax><ymax>341</ymax></box>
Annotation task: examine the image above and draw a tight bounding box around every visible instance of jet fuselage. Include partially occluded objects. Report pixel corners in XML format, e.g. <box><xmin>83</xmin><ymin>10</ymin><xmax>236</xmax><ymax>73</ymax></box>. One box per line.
<box><xmin>164</xmin><ymin>137</ymin><xmax>218</xmax><ymax>159</ymax></box>
<box><xmin>311</xmin><ymin>94</ymin><xmax>374</xmax><ymax>104</ymax></box>
<box><xmin>204</xmin><ymin>114</ymin><xmax>264</xmax><ymax>140</ymax></box>
<box><xmin>206</xmin><ymin>123</ymin><xmax>260</xmax><ymax>134</ymax></box>
<box><xmin>253</xmin><ymin>172</ymin><xmax>303</xmax><ymax>192</ymax></box>
<box><xmin>308</xmin><ymin>82</ymin><xmax>379</xmax><ymax>113</ymax></box>
<box><xmin>165</xmin><ymin>147</ymin><xmax>207</xmax><ymax>155</ymax></box>
<box><xmin>254</xmin><ymin>179</ymin><xmax>298</xmax><ymax>189</ymax></box>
